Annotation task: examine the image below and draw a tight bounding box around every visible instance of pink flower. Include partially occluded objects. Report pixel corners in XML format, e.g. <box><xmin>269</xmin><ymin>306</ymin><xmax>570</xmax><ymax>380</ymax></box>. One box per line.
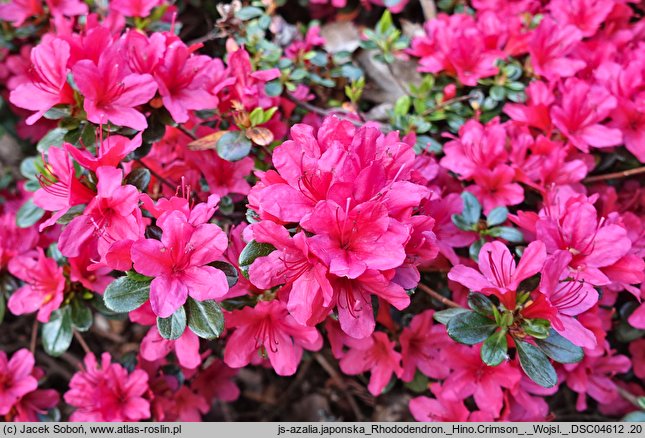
<box><xmin>467</xmin><ymin>165</ymin><xmax>524</xmax><ymax>214</ymax></box>
<box><xmin>64</xmin><ymin>352</ymin><xmax>151</xmax><ymax>422</ymax></box>
<box><xmin>400</xmin><ymin>310</ymin><xmax>452</xmax><ymax>382</ymax></box>
<box><xmin>537</xmin><ymin>251</ymin><xmax>599</xmax><ymax>348</ymax></box>
<box><xmin>551</xmin><ymin>78</ymin><xmax>622</xmax><ymax>152</ymax></box>
<box><xmin>191</xmin><ymin>359</ymin><xmax>240</xmax><ymax>403</ymax></box>
<box><xmin>0</xmin><ymin>211</ymin><xmax>38</xmax><ymax>269</ymax></box>
<box><xmin>528</xmin><ymin>18</ymin><xmax>585</xmax><ymax>81</ymax></box>
<box><xmin>131</xmin><ymin>210</ymin><xmax>229</xmax><ymax>318</ymax></box>
<box><xmin>68</xmin><ymin>243</ymin><xmax>114</xmax><ymax>294</ymax></box>
<box><xmin>628</xmin><ymin>303</ymin><xmax>645</xmax><ymax>330</ymax></box>
<box><xmin>110</xmin><ymin>0</ymin><xmax>159</xmax><ymax>17</ymax></box>
<box><xmin>339</xmin><ymin>331</ymin><xmax>402</xmax><ymax>396</ymax></box>
<box><xmin>629</xmin><ymin>339</ymin><xmax>645</xmax><ymax>379</ymax></box>
<box><xmin>46</xmin><ymin>0</ymin><xmax>88</xmax><ymax>17</ymax></box>
<box><xmin>304</xmin><ymin>200</ymin><xmax>409</xmax><ymax>279</ymax></box>
<box><xmin>442</xmin><ymin>344</ymin><xmax>522</xmax><ymax>417</ymax></box>
<box><xmin>409</xmin><ymin>14</ymin><xmax>501</xmax><ymax>86</ymax></box>
<box><xmin>564</xmin><ymin>348</ymin><xmax>631</xmax><ymax>412</ymax></box>
<box><xmin>33</xmin><ymin>145</ymin><xmax>95</xmax><ymax>229</ymax></box>
<box><xmin>329</xmin><ymin>271</ymin><xmax>410</xmax><ymax>339</ymax></box>
<box><xmin>141</xmin><ymin>326</ymin><xmax>202</xmax><ymax>369</ymax></box>
<box><xmin>7</xmin><ymin>248</ymin><xmax>65</xmax><ymax>323</ymax></box>
<box><xmin>249</xmin><ymin>221</ymin><xmax>332</xmax><ymax>327</ymax></box>
<box><xmin>536</xmin><ymin>192</ymin><xmax>634</xmax><ymax>286</ymax></box>
<box><xmin>72</xmin><ymin>44</ymin><xmax>157</xmax><ymax>130</ymax></box>
<box><xmin>187</xmin><ymin>150</ymin><xmax>254</xmax><ymax>197</ymax></box>
<box><xmin>153</xmin><ymin>41</ymin><xmax>223</xmax><ymax>123</ymax></box>
<box><xmin>0</xmin><ymin>349</ymin><xmax>38</xmax><ymax>416</ymax></box>
<box><xmin>548</xmin><ymin>0</ymin><xmax>614</xmax><ymax>38</ymax></box>
<box><xmin>448</xmin><ymin>240</ymin><xmax>546</xmax><ymax>297</ymax></box>
<box><xmin>409</xmin><ymin>383</ymin><xmax>493</xmax><ymax>422</ymax></box>
<box><xmin>66</xmin><ymin>133</ymin><xmax>143</xmax><ymax>172</ymax></box>
<box><xmin>440</xmin><ymin>119</ymin><xmax>507</xmax><ymax>179</ymax></box>
<box><xmin>224</xmin><ymin>300</ymin><xmax>322</xmax><ymax>376</ymax></box>
<box><xmin>9</xmin><ymin>36</ymin><xmax>75</xmax><ymax>125</ymax></box>
<box><xmin>504</xmin><ymin>81</ymin><xmax>554</xmax><ymax>134</ymax></box>
<box><xmin>0</xmin><ymin>0</ymin><xmax>42</xmax><ymax>26</ymax></box>
<box><xmin>58</xmin><ymin>166</ymin><xmax>143</xmax><ymax>270</ymax></box>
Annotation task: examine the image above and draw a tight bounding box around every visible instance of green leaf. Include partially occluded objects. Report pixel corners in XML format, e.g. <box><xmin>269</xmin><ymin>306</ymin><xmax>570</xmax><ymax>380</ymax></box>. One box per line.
<box><xmin>157</xmin><ymin>306</ymin><xmax>186</xmax><ymax>340</ymax></box>
<box><xmin>37</xmin><ymin>128</ymin><xmax>67</xmax><ymax>152</ymax></box>
<box><xmin>467</xmin><ymin>292</ymin><xmax>495</xmax><ymax>317</ymax></box>
<box><xmin>91</xmin><ymin>294</ymin><xmax>127</xmax><ymax>320</ymax></box>
<box><xmin>481</xmin><ymin>330</ymin><xmax>508</xmax><ymax>366</ymax></box>
<box><xmin>515</xmin><ymin>338</ymin><xmax>557</xmax><ymax>388</ymax></box>
<box><xmin>248</xmin><ymin>107</ymin><xmax>265</xmax><ymax>126</ymax></box>
<box><xmin>43</xmin><ymin>106</ymin><xmax>72</xmax><ymax>120</ymax></box>
<box><xmin>20</xmin><ymin>157</ymin><xmax>40</xmax><ymax>181</ymax></box>
<box><xmin>216</xmin><ymin>131</ymin><xmax>252</xmax><ymax>162</ymax></box>
<box><xmin>489</xmin><ymin>226</ymin><xmax>524</xmax><ymax>242</ymax></box>
<box><xmin>238</xmin><ymin>240</ymin><xmax>275</xmax><ymax>278</ymax></box>
<box><xmin>265</xmin><ymin>80</ymin><xmax>283</xmax><ymax>97</ymax></box>
<box><xmin>70</xmin><ymin>298</ymin><xmax>93</xmax><ymax>331</ymax></box>
<box><xmin>235</xmin><ymin>6</ymin><xmax>263</xmax><ymax>20</ymax></box>
<box><xmin>56</xmin><ymin>204</ymin><xmax>85</xmax><ymax>225</ymax></box>
<box><xmin>16</xmin><ymin>199</ymin><xmax>45</xmax><ymax>228</ymax></box>
<box><xmin>42</xmin><ymin>307</ymin><xmax>73</xmax><ymax>357</ymax></box>
<box><xmin>186</xmin><ymin>298</ymin><xmax>224</xmax><ymax>339</ymax></box>
<box><xmin>433</xmin><ymin>308</ymin><xmax>470</xmax><ymax>325</ymax></box>
<box><xmin>461</xmin><ymin>192</ymin><xmax>481</xmax><ymax>224</ymax></box>
<box><xmin>394</xmin><ymin>95</ymin><xmax>411</xmax><ymax>116</ymax></box>
<box><xmin>103</xmin><ymin>277</ymin><xmax>150</xmax><ymax>313</ymax></box>
<box><xmin>451</xmin><ymin>213</ymin><xmax>474</xmax><ymax>230</ymax></box>
<box><xmin>126</xmin><ymin>271</ymin><xmax>153</xmax><ymax>282</ymax></box>
<box><xmin>522</xmin><ymin>318</ymin><xmax>551</xmax><ymax>339</ymax></box>
<box><xmin>469</xmin><ymin>238</ymin><xmax>485</xmax><ymax>262</ymax></box>
<box><xmin>490</xmin><ymin>85</ymin><xmax>506</xmax><ymax>101</ymax></box>
<box><xmin>486</xmin><ymin>206</ymin><xmax>508</xmax><ymax>227</ymax></box>
<box><xmin>0</xmin><ymin>293</ymin><xmax>5</xmax><ymax>325</ymax></box>
<box><xmin>124</xmin><ymin>168</ymin><xmax>150</xmax><ymax>192</ymax></box>
<box><xmin>404</xmin><ymin>370</ymin><xmax>429</xmax><ymax>393</ymax></box>
<box><xmin>210</xmin><ymin>261</ymin><xmax>239</xmax><ymax>288</ymax></box>
<box><xmin>622</xmin><ymin>411</ymin><xmax>645</xmax><ymax>422</ymax></box>
<box><xmin>447</xmin><ymin>311</ymin><xmax>497</xmax><ymax>345</ymax></box>
<box><xmin>535</xmin><ymin>329</ymin><xmax>583</xmax><ymax>364</ymax></box>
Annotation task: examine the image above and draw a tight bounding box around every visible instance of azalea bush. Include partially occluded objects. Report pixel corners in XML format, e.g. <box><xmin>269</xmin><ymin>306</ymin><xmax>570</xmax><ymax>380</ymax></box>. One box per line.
<box><xmin>0</xmin><ymin>0</ymin><xmax>644</xmax><ymax>423</ymax></box>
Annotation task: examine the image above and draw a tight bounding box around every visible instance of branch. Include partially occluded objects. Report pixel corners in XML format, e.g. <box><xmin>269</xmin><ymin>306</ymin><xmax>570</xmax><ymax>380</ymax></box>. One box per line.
<box><xmin>313</xmin><ymin>353</ymin><xmax>365</xmax><ymax>421</ymax></box>
<box><xmin>30</xmin><ymin>317</ymin><xmax>38</xmax><ymax>354</ymax></box>
<box><xmin>419</xmin><ymin>0</ymin><xmax>437</xmax><ymax>20</ymax></box>
<box><xmin>135</xmin><ymin>159</ymin><xmax>177</xmax><ymax>191</ymax></box>
<box><xmin>616</xmin><ymin>385</ymin><xmax>643</xmax><ymax>409</ymax></box>
<box><xmin>73</xmin><ymin>331</ymin><xmax>92</xmax><ymax>356</ymax></box>
<box><xmin>583</xmin><ymin>165</ymin><xmax>645</xmax><ymax>183</ymax></box>
<box><xmin>417</xmin><ymin>283</ymin><xmax>461</xmax><ymax>308</ymax></box>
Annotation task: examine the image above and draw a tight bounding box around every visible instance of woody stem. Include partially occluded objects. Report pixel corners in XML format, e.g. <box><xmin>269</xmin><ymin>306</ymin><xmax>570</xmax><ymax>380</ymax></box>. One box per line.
<box><xmin>616</xmin><ymin>385</ymin><xmax>642</xmax><ymax>409</ymax></box>
<box><xmin>583</xmin><ymin>166</ymin><xmax>645</xmax><ymax>183</ymax></box>
<box><xmin>30</xmin><ymin>317</ymin><xmax>38</xmax><ymax>354</ymax></box>
<box><xmin>73</xmin><ymin>331</ymin><xmax>92</xmax><ymax>356</ymax></box>
<box><xmin>417</xmin><ymin>283</ymin><xmax>462</xmax><ymax>308</ymax></box>
<box><xmin>135</xmin><ymin>159</ymin><xmax>177</xmax><ymax>191</ymax></box>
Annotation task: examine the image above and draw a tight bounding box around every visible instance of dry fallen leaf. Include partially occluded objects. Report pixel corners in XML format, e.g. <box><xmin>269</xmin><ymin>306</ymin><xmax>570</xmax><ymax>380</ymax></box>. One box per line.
<box><xmin>188</xmin><ymin>131</ymin><xmax>228</xmax><ymax>151</ymax></box>
<box><xmin>246</xmin><ymin>126</ymin><xmax>274</xmax><ymax>146</ymax></box>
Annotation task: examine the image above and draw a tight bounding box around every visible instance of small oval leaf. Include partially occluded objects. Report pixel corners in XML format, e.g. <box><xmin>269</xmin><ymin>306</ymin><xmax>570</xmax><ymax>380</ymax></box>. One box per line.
<box><xmin>103</xmin><ymin>277</ymin><xmax>151</xmax><ymax>313</ymax></box>
<box><xmin>481</xmin><ymin>330</ymin><xmax>508</xmax><ymax>366</ymax></box>
<box><xmin>157</xmin><ymin>306</ymin><xmax>187</xmax><ymax>340</ymax></box>
<box><xmin>186</xmin><ymin>298</ymin><xmax>224</xmax><ymax>340</ymax></box>
<box><xmin>515</xmin><ymin>338</ymin><xmax>557</xmax><ymax>388</ymax></box>
<box><xmin>447</xmin><ymin>311</ymin><xmax>497</xmax><ymax>345</ymax></box>
<box><xmin>535</xmin><ymin>329</ymin><xmax>584</xmax><ymax>364</ymax></box>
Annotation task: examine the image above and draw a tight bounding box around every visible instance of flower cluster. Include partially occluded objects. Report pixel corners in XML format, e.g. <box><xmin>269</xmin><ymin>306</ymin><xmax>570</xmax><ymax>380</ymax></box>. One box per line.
<box><xmin>0</xmin><ymin>0</ymin><xmax>643</xmax><ymax>424</ymax></box>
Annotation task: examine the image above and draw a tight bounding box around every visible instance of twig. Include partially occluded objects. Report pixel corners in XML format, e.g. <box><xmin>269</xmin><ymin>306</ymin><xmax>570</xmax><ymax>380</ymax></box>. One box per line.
<box><xmin>616</xmin><ymin>385</ymin><xmax>642</xmax><ymax>409</ymax></box>
<box><xmin>417</xmin><ymin>283</ymin><xmax>461</xmax><ymax>308</ymax></box>
<box><xmin>135</xmin><ymin>159</ymin><xmax>177</xmax><ymax>191</ymax></box>
<box><xmin>29</xmin><ymin>317</ymin><xmax>38</xmax><ymax>355</ymax></box>
<box><xmin>419</xmin><ymin>0</ymin><xmax>437</xmax><ymax>20</ymax></box>
<box><xmin>73</xmin><ymin>331</ymin><xmax>92</xmax><ymax>356</ymax></box>
<box><xmin>583</xmin><ymin>166</ymin><xmax>645</xmax><ymax>183</ymax></box>
<box><xmin>177</xmin><ymin>124</ymin><xmax>199</xmax><ymax>140</ymax></box>
<box><xmin>188</xmin><ymin>28</ymin><xmax>219</xmax><ymax>46</ymax></box>
<box><xmin>313</xmin><ymin>353</ymin><xmax>365</xmax><ymax>421</ymax></box>
<box><xmin>422</xmin><ymin>95</ymin><xmax>471</xmax><ymax>115</ymax></box>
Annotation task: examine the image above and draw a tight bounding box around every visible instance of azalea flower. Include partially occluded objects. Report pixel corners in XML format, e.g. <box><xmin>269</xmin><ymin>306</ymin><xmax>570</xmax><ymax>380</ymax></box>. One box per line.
<box><xmin>9</xmin><ymin>36</ymin><xmax>75</xmax><ymax>125</ymax></box>
<box><xmin>141</xmin><ymin>326</ymin><xmax>202</xmax><ymax>369</ymax></box>
<box><xmin>131</xmin><ymin>209</ymin><xmax>229</xmax><ymax>318</ymax></box>
<box><xmin>66</xmin><ymin>133</ymin><xmax>143</xmax><ymax>172</ymax></box>
<box><xmin>534</xmin><ymin>250</ymin><xmax>599</xmax><ymax>348</ymax></box>
<box><xmin>409</xmin><ymin>383</ymin><xmax>494</xmax><ymax>422</ymax></box>
<box><xmin>72</xmin><ymin>44</ymin><xmax>158</xmax><ymax>130</ymax></box>
<box><xmin>448</xmin><ymin>240</ymin><xmax>546</xmax><ymax>298</ymax></box>
<box><xmin>64</xmin><ymin>353</ymin><xmax>150</xmax><ymax>421</ymax></box>
<box><xmin>7</xmin><ymin>248</ymin><xmax>65</xmax><ymax>322</ymax></box>
<box><xmin>399</xmin><ymin>310</ymin><xmax>452</xmax><ymax>382</ymax></box>
<box><xmin>0</xmin><ymin>349</ymin><xmax>38</xmax><ymax>416</ymax></box>
<box><xmin>528</xmin><ymin>18</ymin><xmax>585</xmax><ymax>81</ymax></box>
<box><xmin>224</xmin><ymin>300</ymin><xmax>322</xmax><ymax>376</ymax></box>
<box><xmin>339</xmin><ymin>331</ymin><xmax>403</xmax><ymax>396</ymax></box>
